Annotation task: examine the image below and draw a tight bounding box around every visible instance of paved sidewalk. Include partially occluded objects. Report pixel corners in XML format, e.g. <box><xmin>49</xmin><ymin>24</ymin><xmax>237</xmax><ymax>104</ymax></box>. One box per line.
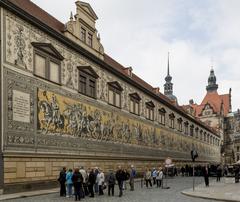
<box><xmin>0</xmin><ymin>188</ymin><xmax>58</xmax><ymax>201</ymax></box>
<box><xmin>182</xmin><ymin>177</ymin><xmax>240</xmax><ymax>202</ymax></box>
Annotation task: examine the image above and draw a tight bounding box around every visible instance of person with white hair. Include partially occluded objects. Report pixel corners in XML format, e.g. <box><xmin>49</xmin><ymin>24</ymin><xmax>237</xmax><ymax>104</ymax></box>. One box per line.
<box><xmin>129</xmin><ymin>165</ymin><xmax>136</xmax><ymax>191</ymax></box>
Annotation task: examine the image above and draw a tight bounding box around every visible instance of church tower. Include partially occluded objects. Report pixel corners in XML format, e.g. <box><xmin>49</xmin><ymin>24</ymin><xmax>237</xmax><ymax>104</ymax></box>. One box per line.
<box><xmin>164</xmin><ymin>53</ymin><xmax>178</xmax><ymax>104</ymax></box>
<box><xmin>206</xmin><ymin>67</ymin><xmax>218</xmax><ymax>92</ymax></box>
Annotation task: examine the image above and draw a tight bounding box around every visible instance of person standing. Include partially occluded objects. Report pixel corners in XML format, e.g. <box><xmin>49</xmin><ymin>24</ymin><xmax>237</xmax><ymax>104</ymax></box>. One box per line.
<box><xmin>72</xmin><ymin>168</ymin><xmax>83</xmax><ymax>201</ymax></box>
<box><xmin>145</xmin><ymin>168</ymin><xmax>152</xmax><ymax>188</ymax></box>
<box><xmin>129</xmin><ymin>165</ymin><xmax>136</xmax><ymax>191</ymax></box>
<box><xmin>152</xmin><ymin>168</ymin><xmax>157</xmax><ymax>185</ymax></box>
<box><xmin>94</xmin><ymin>167</ymin><xmax>99</xmax><ymax>193</ymax></box>
<box><xmin>116</xmin><ymin>166</ymin><xmax>125</xmax><ymax>197</ymax></box>
<box><xmin>88</xmin><ymin>168</ymin><xmax>96</xmax><ymax>198</ymax></box>
<box><xmin>203</xmin><ymin>165</ymin><xmax>209</xmax><ymax>187</ymax></box>
<box><xmin>79</xmin><ymin>166</ymin><xmax>88</xmax><ymax>197</ymax></box>
<box><xmin>216</xmin><ymin>165</ymin><xmax>222</xmax><ymax>182</ymax></box>
<box><xmin>107</xmin><ymin>169</ymin><xmax>116</xmax><ymax>196</ymax></box>
<box><xmin>97</xmin><ymin>168</ymin><xmax>105</xmax><ymax>195</ymax></box>
<box><xmin>156</xmin><ymin>167</ymin><xmax>163</xmax><ymax>188</ymax></box>
<box><xmin>58</xmin><ymin>167</ymin><xmax>66</xmax><ymax>197</ymax></box>
<box><xmin>66</xmin><ymin>168</ymin><xmax>73</xmax><ymax>197</ymax></box>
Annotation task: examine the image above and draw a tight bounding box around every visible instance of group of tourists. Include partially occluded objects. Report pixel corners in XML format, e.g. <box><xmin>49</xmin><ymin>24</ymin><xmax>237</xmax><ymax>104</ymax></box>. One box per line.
<box><xmin>58</xmin><ymin>165</ymin><xmax>136</xmax><ymax>201</ymax></box>
<box><xmin>143</xmin><ymin>168</ymin><xmax>164</xmax><ymax>188</ymax></box>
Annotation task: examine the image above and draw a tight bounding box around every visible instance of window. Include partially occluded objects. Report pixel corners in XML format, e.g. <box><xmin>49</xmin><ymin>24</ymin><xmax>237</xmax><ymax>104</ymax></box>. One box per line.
<box><xmin>80</xmin><ymin>27</ymin><xmax>86</xmax><ymax>42</ymax></box>
<box><xmin>204</xmin><ymin>132</ymin><xmax>206</xmax><ymax>141</ymax></box>
<box><xmin>159</xmin><ymin>108</ymin><xmax>166</xmax><ymax>125</ymax></box>
<box><xmin>77</xmin><ymin>66</ymin><xmax>99</xmax><ymax>98</ymax></box>
<box><xmin>237</xmin><ymin>146</ymin><xmax>239</xmax><ymax>152</ymax></box>
<box><xmin>184</xmin><ymin>122</ymin><xmax>189</xmax><ymax>135</ymax></box>
<box><xmin>129</xmin><ymin>93</ymin><xmax>141</xmax><ymax>115</ymax></box>
<box><xmin>108</xmin><ymin>81</ymin><xmax>123</xmax><ymax>108</ymax></box>
<box><xmin>32</xmin><ymin>42</ymin><xmax>63</xmax><ymax>84</ymax></box>
<box><xmin>190</xmin><ymin>125</ymin><xmax>194</xmax><ymax>136</ymax></box>
<box><xmin>87</xmin><ymin>32</ymin><xmax>93</xmax><ymax>47</ymax></box>
<box><xmin>177</xmin><ymin>118</ymin><xmax>183</xmax><ymax>131</ymax></box>
<box><xmin>169</xmin><ymin>113</ymin><xmax>175</xmax><ymax>129</ymax></box>
<box><xmin>195</xmin><ymin>127</ymin><xmax>199</xmax><ymax>138</ymax></box>
<box><xmin>200</xmin><ymin>130</ymin><xmax>203</xmax><ymax>140</ymax></box>
<box><xmin>146</xmin><ymin>101</ymin><xmax>155</xmax><ymax>121</ymax></box>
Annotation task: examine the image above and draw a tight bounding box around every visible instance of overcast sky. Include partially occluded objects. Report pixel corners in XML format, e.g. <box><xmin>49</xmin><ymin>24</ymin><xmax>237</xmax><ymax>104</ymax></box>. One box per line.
<box><xmin>32</xmin><ymin>0</ymin><xmax>240</xmax><ymax>111</ymax></box>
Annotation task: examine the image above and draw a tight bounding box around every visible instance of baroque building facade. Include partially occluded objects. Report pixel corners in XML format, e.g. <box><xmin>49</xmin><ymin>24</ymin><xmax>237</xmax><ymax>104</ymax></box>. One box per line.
<box><xmin>0</xmin><ymin>0</ymin><xmax>220</xmax><ymax>193</ymax></box>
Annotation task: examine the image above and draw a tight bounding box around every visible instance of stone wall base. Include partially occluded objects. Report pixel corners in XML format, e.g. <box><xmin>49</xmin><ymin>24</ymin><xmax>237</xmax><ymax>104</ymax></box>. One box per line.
<box><xmin>3</xmin><ymin>180</ymin><xmax>58</xmax><ymax>194</ymax></box>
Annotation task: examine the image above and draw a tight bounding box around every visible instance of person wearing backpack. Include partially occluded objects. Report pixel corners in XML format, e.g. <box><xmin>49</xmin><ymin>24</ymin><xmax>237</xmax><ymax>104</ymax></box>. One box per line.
<box><xmin>72</xmin><ymin>168</ymin><xmax>83</xmax><ymax>201</ymax></box>
<box><xmin>107</xmin><ymin>170</ymin><xmax>116</xmax><ymax>196</ymax></box>
<box><xmin>58</xmin><ymin>167</ymin><xmax>66</xmax><ymax>197</ymax></box>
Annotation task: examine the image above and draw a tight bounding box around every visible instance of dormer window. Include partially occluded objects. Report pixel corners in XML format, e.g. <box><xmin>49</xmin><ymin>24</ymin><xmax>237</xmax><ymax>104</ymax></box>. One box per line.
<box><xmin>146</xmin><ymin>101</ymin><xmax>155</xmax><ymax>121</ymax></box>
<box><xmin>129</xmin><ymin>93</ymin><xmax>141</xmax><ymax>115</ymax></box>
<box><xmin>77</xmin><ymin>66</ymin><xmax>99</xmax><ymax>98</ymax></box>
<box><xmin>108</xmin><ymin>81</ymin><xmax>123</xmax><ymax>108</ymax></box>
<box><xmin>87</xmin><ymin>32</ymin><xmax>93</xmax><ymax>47</ymax></box>
<box><xmin>32</xmin><ymin>42</ymin><xmax>64</xmax><ymax>84</ymax></box>
<box><xmin>80</xmin><ymin>27</ymin><xmax>86</xmax><ymax>42</ymax></box>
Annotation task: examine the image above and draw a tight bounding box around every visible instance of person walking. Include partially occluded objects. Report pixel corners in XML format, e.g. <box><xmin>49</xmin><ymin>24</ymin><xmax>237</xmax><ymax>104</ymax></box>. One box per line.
<box><xmin>88</xmin><ymin>168</ymin><xmax>96</xmax><ymax>198</ymax></box>
<box><xmin>145</xmin><ymin>168</ymin><xmax>152</xmax><ymax>188</ymax></box>
<box><xmin>156</xmin><ymin>167</ymin><xmax>163</xmax><ymax>188</ymax></box>
<box><xmin>58</xmin><ymin>167</ymin><xmax>66</xmax><ymax>197</ymax></box>
<box><xmin>107</xmin><ymin>169</ymin><xmax>116</xmax><ymax>196</ymax></box>
<box><xmin>66</xmin><ymin>168</ymin><xmax>73</xmax><ymax>197</ymax></box>
<box><xmin>116</xmin><ymin>166</ymin><xmax>125</xmax><ymax>197</ymax></box>
<box><xmin>123</xmin><ymin>169</ymin><xmax>129</xmax><ymax>190</ymax></box>
<box><xmin>129</xmin><ymin>165</ymin><xmax>136</xmax><ymax>191</ymax></box>
<box><xmin>203</xmin><ymin>165</ymin><xmax>209</xmax><ymax>187</ymax></box>
<box><xmin>97</xmin><ymin>168</ymin><xmax>105</xmax><ymax>195</ymax></box>
<box><xmin>72</xmin><ymin>168</ymin><xmax>83</xmax><ymax>201</ymax></box>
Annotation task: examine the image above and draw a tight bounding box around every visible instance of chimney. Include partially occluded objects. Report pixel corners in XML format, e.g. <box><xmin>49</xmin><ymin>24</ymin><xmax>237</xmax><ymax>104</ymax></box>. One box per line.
<box><xmin>153</xmin><ymin>87</ymin><xmax>160</xmax><ymax>94</ymax></box>
<box><xmin>124</xmin><ymin>66</ymin><xmax>133</xmax><ymax>77</ymax></box>
<box><xmin>189</xmin><ymin>99</ymin><xmax>194</xmax><ymax>105</ymax></box>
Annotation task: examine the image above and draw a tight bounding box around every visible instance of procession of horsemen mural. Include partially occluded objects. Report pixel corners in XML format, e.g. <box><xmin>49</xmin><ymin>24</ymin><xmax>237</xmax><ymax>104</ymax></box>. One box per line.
<box><xmin>37</xmin><ymin>89</ymin><xmax>207</xmax><ymax>153</ymax></box>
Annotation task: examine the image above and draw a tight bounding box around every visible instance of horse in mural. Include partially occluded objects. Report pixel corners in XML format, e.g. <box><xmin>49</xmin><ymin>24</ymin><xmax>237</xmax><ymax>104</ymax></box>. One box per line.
<box><xmin>38</xmin><ymin>100</ymin><xmax>65</xmax><ymax>133</ymax></box>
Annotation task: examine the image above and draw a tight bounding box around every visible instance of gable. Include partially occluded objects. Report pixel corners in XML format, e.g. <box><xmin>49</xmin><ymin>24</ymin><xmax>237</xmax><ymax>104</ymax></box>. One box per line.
<box><xmin>31</xmin><ymin>42</ymin><xmax>64</xmax><ymax>60</ymax></box>
<box><xmin>146</xmin><ymin>101</ymin><xmax>155</xmax><ymax>108</ymax></box>
<box><xmin>77</xmin><ymin>1</ymin><xmax>98</xmax><ymax>20</ymax></box>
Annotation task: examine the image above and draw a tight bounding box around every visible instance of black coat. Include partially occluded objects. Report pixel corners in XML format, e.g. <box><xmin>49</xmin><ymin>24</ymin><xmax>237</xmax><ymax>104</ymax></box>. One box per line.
<box><xmin>116</xmin><ymin>170</ymin><xmax>125</xmax><ymax>182</ymax></box>
<box><xmin>88</xmin><ymin>171</ymin><xmax>96</xmax><ymax>185</ymax></box>
<box><xmin>72</xmin><ymin>171</ymin><xmax>83</xmax><ymax>185</ymax></box>
<box><xmin>58</xmin><ymin>170</ymin><xmax>66</xmax><ymax>183</ymax></box>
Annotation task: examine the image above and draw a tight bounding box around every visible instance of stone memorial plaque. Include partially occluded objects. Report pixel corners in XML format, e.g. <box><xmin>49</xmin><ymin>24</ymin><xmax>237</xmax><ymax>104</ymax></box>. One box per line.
<box><xmin>12</xmin><ymin>90</ymin><xmax>30</xmax><ymax>123</ymax></box>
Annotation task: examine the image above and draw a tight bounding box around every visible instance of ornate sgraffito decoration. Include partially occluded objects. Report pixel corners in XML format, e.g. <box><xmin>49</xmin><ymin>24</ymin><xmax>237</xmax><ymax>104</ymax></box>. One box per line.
<box><xmin>14</xmin><ymin>24</ymin><xmax>27</xmax><ymax>68</ymax></box>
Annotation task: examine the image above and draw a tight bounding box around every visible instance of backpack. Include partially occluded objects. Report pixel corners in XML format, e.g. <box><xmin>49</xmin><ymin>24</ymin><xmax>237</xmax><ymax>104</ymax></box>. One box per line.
<box><xmin>108</xmin><ymin>174</ymin><xmax>115</xmax><ymax>184</ymax></box>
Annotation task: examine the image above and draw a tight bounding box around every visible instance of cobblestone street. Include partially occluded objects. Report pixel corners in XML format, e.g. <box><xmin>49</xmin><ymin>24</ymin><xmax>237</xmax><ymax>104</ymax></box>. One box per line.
<box><xmin>3</xmin><ymin>177</ymin><xmax>221</xmax><ymax>202</ymax></box>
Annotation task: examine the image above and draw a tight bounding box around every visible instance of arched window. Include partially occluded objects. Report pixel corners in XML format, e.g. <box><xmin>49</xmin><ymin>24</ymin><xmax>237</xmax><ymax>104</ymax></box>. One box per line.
<box><xmin>169</xmin><ymin>113</ymin><xmax>175</xmax><ymax>129</ymax></box>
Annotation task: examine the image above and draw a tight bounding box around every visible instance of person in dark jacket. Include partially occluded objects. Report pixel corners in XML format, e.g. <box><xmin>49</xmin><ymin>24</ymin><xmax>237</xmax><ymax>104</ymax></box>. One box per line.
<box><xmin>116</xmin><ymin>166</ymin><xmax>125</xmax><ymax>197</ymax></box>
<box><xmin>107</xmin><ymin>170</ymin><xmax>116</xmax><ymax>196</ymax></box>
<box><xmin>216</xmin><ymin>165</ymin><xmax>222</xmax><ymax>182</ymax></box>
<box><xmin>58</xmin><ymin>167</ymin><xmax>66</xmax><ymax>197</ymax></box>
<box><xmin>88</xmin><ymin>168</ymin><xmax>96</xmax><ymax>197</ymax></box>
<box><xmin>203</xmin><ymin>165</ymin><xmax>209</xmax><ymax>187</ymax></box>
<box><xmin>72</xmin><ymin>168</ymin><xmax>83</xmax><ymax>201</ymax></box>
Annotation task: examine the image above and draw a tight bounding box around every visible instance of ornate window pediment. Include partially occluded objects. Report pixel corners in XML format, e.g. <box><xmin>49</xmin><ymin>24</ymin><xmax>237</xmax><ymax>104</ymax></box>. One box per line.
<box><xmin>129</xmin><ymin>92</ymin><xmax>141</xmax><ymax>101</ymax></box>
<box><xmin>31</xmin><ymin>42</ymin><xmax>64</xmax><ymax>60</ymax></box>
<box><xmin>108</xmin><ymin>81</ymin><xmax>123</xmax><ymax>92</ymax></box>
<box><xmin>146</xmin><ymin>101</ymin><xmax>155</xmax><ymax>108</ymax></box>
<box><xmin>77</xmin><ymin>66</ymin><xmax>99</xmax><ymax>79</ymax></box>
